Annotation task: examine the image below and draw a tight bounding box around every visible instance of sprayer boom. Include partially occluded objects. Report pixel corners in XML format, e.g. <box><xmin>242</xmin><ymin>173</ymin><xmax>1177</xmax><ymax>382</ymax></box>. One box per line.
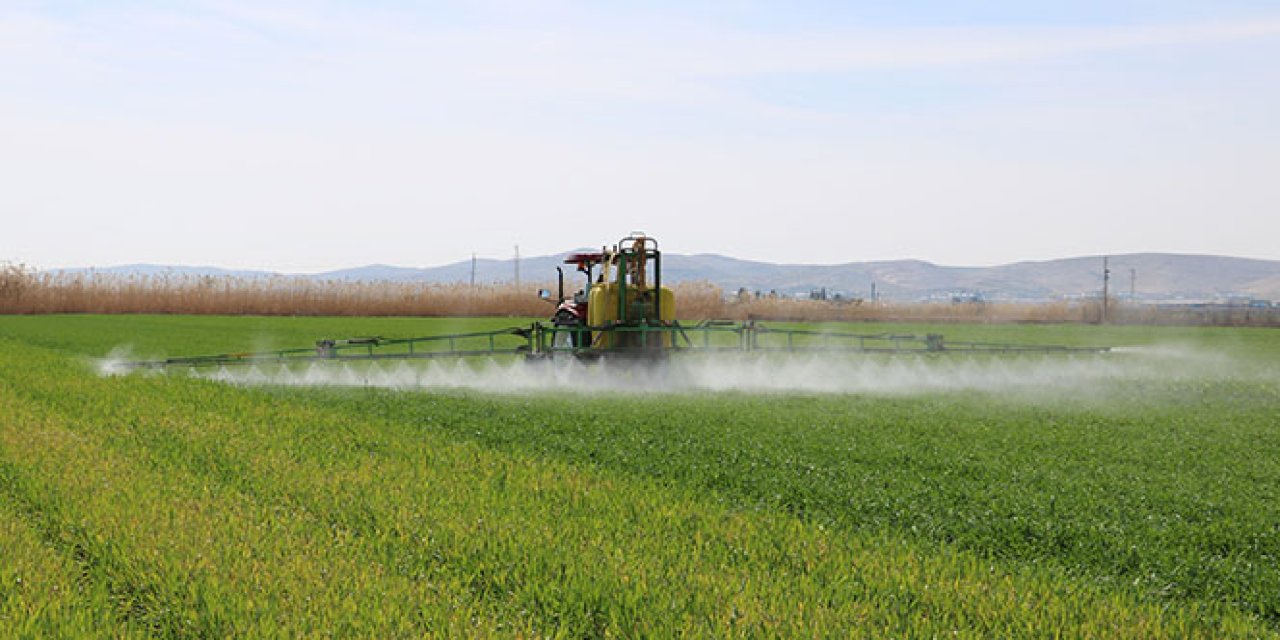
<box><xmin>118</xmin><ymin>322</ymin><xmax>1108</xmax><ymax>371</ymax></box>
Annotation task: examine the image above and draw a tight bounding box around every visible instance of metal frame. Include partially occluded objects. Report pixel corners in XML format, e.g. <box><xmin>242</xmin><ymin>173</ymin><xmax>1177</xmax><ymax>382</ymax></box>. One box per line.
<box><xmin>531</xmin><ymin>321</ymin><xmax>1110</xmax><ymax>358</ymax></box>
<box><xmin>124</xmin><ymin>326</ymin><xmax>536</xmax><ymax>370</ymax></box>
<box><xmin>120</xmin><ymin>320</ymin><xmax>1108</xmax><ymax>371</ymax></box>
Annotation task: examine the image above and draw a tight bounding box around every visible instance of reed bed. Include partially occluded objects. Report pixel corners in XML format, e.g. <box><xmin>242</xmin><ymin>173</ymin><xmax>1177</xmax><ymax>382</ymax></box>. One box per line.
<box><xmin>6</xmin><ymin>263</ymin><xmax>1266</xmax><ymax>325</ymax></box>
<box><xmin>1</xmin><ymin>266</ymin><xmax>550</xmax><ymax>317</ymax></box>
<box><xmin>682</xmin><ymin>283</ymin><xmax>1093</xmax><ymax>324</ymax></box>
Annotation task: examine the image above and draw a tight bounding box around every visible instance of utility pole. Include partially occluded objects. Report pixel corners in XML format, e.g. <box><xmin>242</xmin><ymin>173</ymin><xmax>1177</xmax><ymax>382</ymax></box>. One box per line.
<box><xmin>1130</xmin><ymin>268</ymin><xmax>1136</xmax><ymax>301</ymax></box>
<box><xmin>1101</xmin><ymin>257</ymin><xmax>1110</xmax><ymax>324</ymax></box>
<box><xmin>470</xmin><ymin>253</ymin><xmax>476</xmax><ymax>287</ymax></box>
<box><xmin>514</xmin><ymin>245</ymin><xmax>520</xmax><ymax>288</ymax></box>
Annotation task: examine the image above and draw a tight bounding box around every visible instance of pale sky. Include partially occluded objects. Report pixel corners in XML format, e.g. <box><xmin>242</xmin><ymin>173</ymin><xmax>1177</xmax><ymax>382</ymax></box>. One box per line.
<box><xmin>3</xmin><ymin>1</ymin><xmax>1279</xmax><ymax>272</ymax></box>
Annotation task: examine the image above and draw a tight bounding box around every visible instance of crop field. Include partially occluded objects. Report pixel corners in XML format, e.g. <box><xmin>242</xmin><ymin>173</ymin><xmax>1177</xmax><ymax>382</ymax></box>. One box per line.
<box><xmin>2</xmin><ymin>315</ymin><xmax>1279</xmax><ymax>637</ymax></box>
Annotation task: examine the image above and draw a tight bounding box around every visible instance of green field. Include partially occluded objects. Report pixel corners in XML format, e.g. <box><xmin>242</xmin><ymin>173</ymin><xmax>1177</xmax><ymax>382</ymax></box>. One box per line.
<box><xmin>1</xmin><ymin>315</ymin><xmax>1278</xmax><ymax>637</ymax></box>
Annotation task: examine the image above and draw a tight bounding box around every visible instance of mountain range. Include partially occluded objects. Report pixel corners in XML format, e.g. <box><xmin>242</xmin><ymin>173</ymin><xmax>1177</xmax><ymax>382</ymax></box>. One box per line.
<box><xmin>51</xmin><ymin>253</ymin><xmax>1280</xmax><ymax>302</ymax></box>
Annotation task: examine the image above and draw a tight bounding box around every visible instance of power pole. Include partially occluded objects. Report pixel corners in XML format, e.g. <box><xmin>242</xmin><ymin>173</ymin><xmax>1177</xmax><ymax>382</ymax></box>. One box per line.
<box><xmin>514</xmin><ymin>245</ymin><xmax>520</xmax><ymax>288</ymax></box>
<box><xmin>1101</xmin><ymin>257</ymin><xmax>1110</xmax><ymax>324</ymax></box>
<box><xmin>1130</xmin><ymin>268</ymin><xmax>1136</xmax><ymax>301</ymax></box>
<box><xmin>470</xmin><ymin>253</ymin><xmax>476</xmax><ymax>287</ymax></box>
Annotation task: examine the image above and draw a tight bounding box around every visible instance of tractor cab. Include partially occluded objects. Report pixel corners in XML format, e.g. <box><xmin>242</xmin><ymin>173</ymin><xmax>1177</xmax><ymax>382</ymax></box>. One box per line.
<box><xmin>545</xmin><ymin>251</ymin><xmax>605</xmax><ymax>347</ymax></box>
<box><xmin>563</xmin><ymin>251</ymin><xmax>605</xmax><ymax>305</ymax></box>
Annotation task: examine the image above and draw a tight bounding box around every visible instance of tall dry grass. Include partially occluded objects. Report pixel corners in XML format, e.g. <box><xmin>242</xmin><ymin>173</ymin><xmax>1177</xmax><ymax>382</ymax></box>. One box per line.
<box><xmin>4</xmin><ymin>264</ymin><xmax>1273</xmax><ymax>325</ymax></box>
<box><xmin>0</xmin><ymin>266</ymin><xmax>552</xmax><ymax>317</ymax></box>
<box><xmin>674</xmin><ymin>281</ymin><xmax>1094</xmax><ymax>323</ymax></box>
<box><xmin>0</xmin><ymin>266</ymin><xmax>1088</xmax><ymax>323</ymax></box>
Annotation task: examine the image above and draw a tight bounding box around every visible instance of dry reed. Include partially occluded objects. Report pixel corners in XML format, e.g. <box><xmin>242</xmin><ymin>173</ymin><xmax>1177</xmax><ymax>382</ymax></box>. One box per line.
<box><xmin>1</xmin><ymin>266</ymin><xmax>551</xmax><ymax>317</ymax></box>
<box><xmin>3</xmin><ymin>264</ymin><xmax>1274</xmax><ymax>326</ymax></box>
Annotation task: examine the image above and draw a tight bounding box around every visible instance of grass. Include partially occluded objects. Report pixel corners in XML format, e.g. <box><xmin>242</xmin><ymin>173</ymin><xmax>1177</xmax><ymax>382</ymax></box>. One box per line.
<box><xmin>318</xmin><ymin>385</ymin><xmax>1280</xmax><ymax>616</ymax></box>
<box><xmin>1</xmin><ymin>314</ymin><xmax>1277</xmax><ymax>636</ymax></box>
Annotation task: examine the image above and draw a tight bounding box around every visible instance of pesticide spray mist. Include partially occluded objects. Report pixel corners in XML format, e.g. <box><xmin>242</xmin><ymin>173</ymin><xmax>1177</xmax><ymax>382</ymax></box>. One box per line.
<box><xmin>98</xmin><ymin>345</ymin><xmax>1274</xmax><ymax>398</ymax></box>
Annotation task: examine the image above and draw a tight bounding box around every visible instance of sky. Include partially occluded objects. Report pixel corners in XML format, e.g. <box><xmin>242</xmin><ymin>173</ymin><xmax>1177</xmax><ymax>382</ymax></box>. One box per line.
<box><xmin>2</xmin><ymin>1</ymin><xmax>1279</xmax><ymax>272</ymax></box>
